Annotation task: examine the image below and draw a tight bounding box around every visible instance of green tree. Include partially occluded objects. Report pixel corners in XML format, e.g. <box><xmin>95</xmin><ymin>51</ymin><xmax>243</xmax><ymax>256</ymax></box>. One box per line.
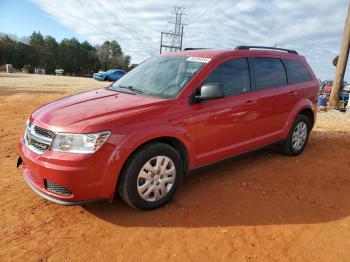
<box><xmin>58</xmin><ymin>38</ymin><xmax>82</xmax><ymax>74</ymax></box>
<box><xmin>13</xmin><ymin>42</ymin><xmax>36</xmax><ymax>69</ymax></box>
<box><xmin>80</xmin><ymin>41</ymin><xmax>100</xmax><ymax>75</ymax></box>
<box><xmin>0</xmin><ymin>31</ymin><xmax>131</xmax><ymax>75</ymax></box>
<box><xmin>0</xmin><ymin>35</ymin><xmax>16</xmax><ymax>64</ymax></box>
<box><xmin>96</xmin><ymin>40</ymin><xmax>130</xmax><ymax>71</ymax></box>
<box><xmin>42</xmin><ymin>36</ymin><xmax>59</xmax><ymax>73</ymax></box>
<box><xmin>28</xmin><ymin>31</ymin><xmax>44</xmax><ymax>66</ymax></box>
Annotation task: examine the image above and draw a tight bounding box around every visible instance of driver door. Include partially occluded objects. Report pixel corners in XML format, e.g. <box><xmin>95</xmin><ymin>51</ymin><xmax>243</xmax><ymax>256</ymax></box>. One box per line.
<box><xmin>191</xmin><ymin>57</ymin><xmax>258</xmax><ymax>166</ymax></box>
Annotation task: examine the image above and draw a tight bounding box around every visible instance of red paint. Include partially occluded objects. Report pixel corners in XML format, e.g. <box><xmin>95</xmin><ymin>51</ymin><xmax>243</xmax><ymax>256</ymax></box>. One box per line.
<box><xmin>19</xmin><ymin>49</ymin><xmax>319</xmax><ymax>203</ymax></box>
<box><xmin>323</xmin><ymin>85</ymin><xmax>332</xmax><ymax>92</ymax></box>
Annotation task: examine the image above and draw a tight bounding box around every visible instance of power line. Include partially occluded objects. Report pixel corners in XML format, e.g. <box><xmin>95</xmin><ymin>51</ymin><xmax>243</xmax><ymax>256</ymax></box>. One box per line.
<box><xmin>160</xmin><ymin>6</ymin><xmax>186</xmax><ymax>54</ymax></box>
<box><xmin>188</xmin><ymin>0</ymin><xmax>256</xmax><ymax>32</ymax></box>
<box><xmin>186</xmin><ymin>0</ymin><xmax>221</xmax><ymax>25</ymax></box>
<box><xmin>186</xmin><ymin>0</ymin><xmax>200</xmax><ymax>14</ymax></box>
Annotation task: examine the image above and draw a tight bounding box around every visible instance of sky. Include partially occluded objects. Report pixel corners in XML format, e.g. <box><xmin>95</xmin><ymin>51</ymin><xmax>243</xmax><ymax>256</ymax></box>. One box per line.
<box><xmin>0</xmin><ymin>0</ymin><xmax>349</xmax><ymax>80</ymax></box>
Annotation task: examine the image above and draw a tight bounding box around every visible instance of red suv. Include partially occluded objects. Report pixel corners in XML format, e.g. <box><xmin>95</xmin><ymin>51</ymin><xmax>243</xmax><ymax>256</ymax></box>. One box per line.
<box><xmin>18</xmin><ymin>46</ymin><xmax>319</xmax><ymax>210</ymax></box>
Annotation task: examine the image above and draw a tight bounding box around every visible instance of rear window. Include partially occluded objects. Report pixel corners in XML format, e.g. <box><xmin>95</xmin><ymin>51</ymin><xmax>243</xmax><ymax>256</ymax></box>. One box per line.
<box><xmin>283</xmin><ymin>59</ymin><xmax>312</xmax><ymax>84</ymax></box>
<box><xmin>254</xmin><ymin>58</ymin><xmax>287</xmax><ymax>89</ymax></box>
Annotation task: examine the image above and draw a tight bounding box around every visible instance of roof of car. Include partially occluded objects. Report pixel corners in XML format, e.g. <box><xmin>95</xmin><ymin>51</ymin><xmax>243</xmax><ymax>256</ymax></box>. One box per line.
<box><xmin>163</xmin><ymin>48</ymin><xmax>302</xmax><ymax>60</ymax></box>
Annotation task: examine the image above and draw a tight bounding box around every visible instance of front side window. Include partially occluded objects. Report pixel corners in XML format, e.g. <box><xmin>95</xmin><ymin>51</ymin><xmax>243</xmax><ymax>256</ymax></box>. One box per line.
<box><xmin>203</xmin><ymin>58</ymin><xmax>250</xmax><ymax>96</ymax></box>
<box><xmin>254</xmin><ymin>58</ymin><xmax>287</xmax><ymax>89</ymax></box>
<box><xmin>283</xmin><ymin>59</ymin><xmax>312</xmax><ymax>84</ymax></box>
<box><xmin>110</xmin><ymin>56</ymin><xmax>206</xmax><ymax>99</ymax></box>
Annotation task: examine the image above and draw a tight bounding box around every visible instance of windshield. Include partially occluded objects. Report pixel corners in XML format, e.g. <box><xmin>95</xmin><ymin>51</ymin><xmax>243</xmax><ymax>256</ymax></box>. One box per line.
<box><xmin>110</xmin><ymin>56</ymin><xmax>207</xmax><ymax>98</ymax></box>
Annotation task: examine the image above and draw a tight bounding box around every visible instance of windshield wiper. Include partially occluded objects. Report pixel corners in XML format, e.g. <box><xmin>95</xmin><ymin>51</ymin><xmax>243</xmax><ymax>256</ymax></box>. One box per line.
<box><xmin>117</xmin><ymin>85</ymin><xmax>151</xmax><ymax>96</ymax></box>
<box><xmin>107</xmin><ymin>84</ymin><xmax>136</xmax><ymax>95</ymax></box>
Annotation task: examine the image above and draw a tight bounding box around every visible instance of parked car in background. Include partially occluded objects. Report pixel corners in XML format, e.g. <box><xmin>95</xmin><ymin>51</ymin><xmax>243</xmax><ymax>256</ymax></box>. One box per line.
<box><xmin>321</xmin><ymin>80</ymin><xmax>348</xmax><ymax>91</ymax></box>
<box><xmin>19</xmin><ymin>46</ymin><xmax>319</xmax><ymax>210</ymax></box>
<box><xmin>93</xmin><ymin>69</ymin><xmax>126</xmax><ymax>81</ymax></box>
<box><xmin>320</xmin><ymin>80</ymin><xmax>349</xmax><ymax>101</ymax></box>
<box><xmin>343</xmin><ymin>81</ymin><xmax>350</xmax><ymax>92</ymax></box>
<box><xmin>322</xmin><ymin>80</ymin><xmax>333</xmax><ymax>92</ymax></box>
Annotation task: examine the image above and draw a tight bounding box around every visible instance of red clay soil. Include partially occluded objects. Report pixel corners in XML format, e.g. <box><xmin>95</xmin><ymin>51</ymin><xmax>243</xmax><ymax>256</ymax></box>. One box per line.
<box><xmin>0</xmin><ymin>73</ymin><xmax>349</xmax><ymax>261</ymax></box>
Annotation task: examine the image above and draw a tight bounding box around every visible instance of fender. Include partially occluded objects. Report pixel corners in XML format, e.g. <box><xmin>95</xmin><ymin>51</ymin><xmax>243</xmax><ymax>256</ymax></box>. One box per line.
<box><xmin>281</xmin><ymin>98</ymin><xmax>316</xmax><ymax>138</ymax></box>
<box><xmin>100</xmin><ymin>123</ymin><xmax>194</xmax><ymax>199</ymax></box>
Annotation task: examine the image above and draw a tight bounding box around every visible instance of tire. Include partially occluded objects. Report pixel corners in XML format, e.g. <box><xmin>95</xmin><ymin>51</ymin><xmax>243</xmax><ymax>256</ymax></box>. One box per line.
<box><xmin>105</xmin><ymin>76</ymin><xmax>110</xmax><ymax>81</ymax></box>
<box><xmin>279</xmin><ymin>114</ymin><xmax>310</xmax><ymax>156</ymax></box>
<box><xmin>118</xmin><ymin>142</ymin><xmax>183</xmax><ymax>210</ymax></box>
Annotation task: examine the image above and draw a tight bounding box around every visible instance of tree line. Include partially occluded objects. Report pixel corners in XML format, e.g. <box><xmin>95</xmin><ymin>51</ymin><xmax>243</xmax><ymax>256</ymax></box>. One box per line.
<box><xmin>0</xmin><ymin>31</ymin><xmax>131</xmax><ymax>76</ymax></box>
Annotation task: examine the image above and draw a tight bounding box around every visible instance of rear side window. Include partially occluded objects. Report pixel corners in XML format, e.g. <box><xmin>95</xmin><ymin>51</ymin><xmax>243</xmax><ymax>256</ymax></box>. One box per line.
<box><xmin>283</xmin><ymin>59</ymin><xmax>312</xmax><ymax>84</ymax></box>
<box><xmin>254</xmin><ymin>58</ymin><xmax>287</xmax><ymax>89</ymax></box>
<box><xmin>204</xmin><ymin>58</ymin><xmax>250</xmax><ymax>96</ymax></box>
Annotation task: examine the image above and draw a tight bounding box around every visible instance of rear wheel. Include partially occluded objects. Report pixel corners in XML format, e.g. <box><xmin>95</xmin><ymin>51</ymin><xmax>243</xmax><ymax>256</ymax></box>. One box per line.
<box><xmin>279</xmin><ymin>114</ymin><xmax>310</xmax><ymax>156</ymax></box>
<box><xmin>118</xmin><ymin>142</ymin><xmax>183</xmax><ymax>210</ymax></box>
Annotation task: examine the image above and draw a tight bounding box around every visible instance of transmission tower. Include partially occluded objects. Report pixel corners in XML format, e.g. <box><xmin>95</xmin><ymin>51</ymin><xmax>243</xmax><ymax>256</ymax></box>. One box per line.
<box><xmin>160</xmin><ymin>7</ymin><xmax>186</xmax><ymax>54</ymax></box>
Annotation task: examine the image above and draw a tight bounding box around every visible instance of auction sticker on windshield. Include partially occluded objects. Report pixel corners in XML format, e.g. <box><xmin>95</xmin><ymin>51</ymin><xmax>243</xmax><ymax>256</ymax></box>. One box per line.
<box><xmin>186</xmin><ymin>57</ymin><xmax>211</xmax><ymax>63</ymax></box>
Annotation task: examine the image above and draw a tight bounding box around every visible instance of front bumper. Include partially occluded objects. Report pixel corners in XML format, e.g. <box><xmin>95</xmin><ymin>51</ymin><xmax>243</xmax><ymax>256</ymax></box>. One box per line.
<box><xmin>93</xmin><ymin>75</ymin><xmax>105</xmax><ymax>81</ymax></box>
<box><xmin>18</xmin><ymin>137</ymin><xmax>119</xmax><ymax>204</ymax></box>
<box><xmin>22</xmin><ymin>169</ymin><xmax>102</xmax><ymax>205</ymax></box>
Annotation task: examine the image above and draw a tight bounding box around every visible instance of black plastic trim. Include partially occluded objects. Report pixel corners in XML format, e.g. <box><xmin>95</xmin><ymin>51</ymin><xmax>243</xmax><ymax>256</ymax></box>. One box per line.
<box><xmin>235</xmin><ymin>45</ymin><xmax>298</xmax><ymax>54</ymax></box>
<box><xmin>183</xmin><ymin>48</ymin><xmax>211</xmax><ymax>51</ymax></box>
<box><xmin>247</xmin><ymin>57</ymin><xmax>256</xmax><ymax>92</ymax></box>
<box><xmin>23</xmin><ymin>174</ymin><xmax>104</xmax><ymax>206</ymax></box>
<box><xmin>190</xmin><ymin>141</ymin><xmax>281</xmax><ymax>172</ymax></box>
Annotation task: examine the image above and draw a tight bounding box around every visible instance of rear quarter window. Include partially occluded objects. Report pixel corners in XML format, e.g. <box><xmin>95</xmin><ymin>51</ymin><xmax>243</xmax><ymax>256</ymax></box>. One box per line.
<box><xmin>254</xmin><ymin>58</ymin><xmax>287</xmax><ymax>90</ymax></box>
<box><xmin>283</xmin><ymin>59</ymin><xmax>312</xmax><ymax>84</ymax></box>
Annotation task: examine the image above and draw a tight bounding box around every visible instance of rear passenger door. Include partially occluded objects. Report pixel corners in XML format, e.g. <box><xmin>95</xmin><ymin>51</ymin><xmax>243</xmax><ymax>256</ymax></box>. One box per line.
<box><xmin>253</xmin><ymin>57</ymin><xmax>298</xmax><ymax>144</ymax></box>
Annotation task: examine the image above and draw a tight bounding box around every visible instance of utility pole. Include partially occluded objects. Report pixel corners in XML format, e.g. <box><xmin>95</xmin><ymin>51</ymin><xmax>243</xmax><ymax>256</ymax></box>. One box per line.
<box><xmin>330</xmin><ymin>4</ymin><xmax>350</xmax><ymax>107</ymax></box>
<box><xmin>160</xmin><ymin>7</ymin><xmax>186</xmax><ymax>54</ymax></box>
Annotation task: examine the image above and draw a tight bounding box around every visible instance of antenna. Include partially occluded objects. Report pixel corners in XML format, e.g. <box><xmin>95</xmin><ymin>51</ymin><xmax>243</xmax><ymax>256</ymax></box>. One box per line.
<box><xmin>272</xmin><ymin>42</ymin><xmax>278</xmax><ymax>52</ymax></box>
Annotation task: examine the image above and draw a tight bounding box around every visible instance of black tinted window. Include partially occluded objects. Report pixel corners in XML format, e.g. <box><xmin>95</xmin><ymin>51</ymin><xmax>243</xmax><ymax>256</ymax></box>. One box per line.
<box><xmin>283</xmin><ymin>59</ymin><xmax>312</xmax><ymax>84</ymax></box>
<box><xmin>254</xmin><ymin>58</ymin><xmax>287</xmax><ymax>89</ymax></box>
<box><xmin>204</xmin><ymin>58</ymin><xmax>250</xmax><ymax>96</ymax></box>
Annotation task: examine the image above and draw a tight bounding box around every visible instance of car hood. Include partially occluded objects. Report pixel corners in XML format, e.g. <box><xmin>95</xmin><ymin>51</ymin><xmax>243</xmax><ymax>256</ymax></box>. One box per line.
<box><xmin>31</xmin><ymin>88</ymin><xmax>169</xmax><ymax>132</ymax></box>
<box><xmin>94</xmin><ymin>72</ymin><xmax>106</xmax><ymax>76</ymax></box>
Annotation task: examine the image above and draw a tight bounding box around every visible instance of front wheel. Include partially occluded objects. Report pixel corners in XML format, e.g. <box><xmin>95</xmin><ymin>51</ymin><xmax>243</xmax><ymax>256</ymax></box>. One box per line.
<box><xmin>118</xmin><ymin>142</ymin><xmax>183</xmax><ymax>210</ymax></box>
<box><xmin>279</xmin><ymin>114</ymin><xmax>310</xmax><ymax>156</ymax></box>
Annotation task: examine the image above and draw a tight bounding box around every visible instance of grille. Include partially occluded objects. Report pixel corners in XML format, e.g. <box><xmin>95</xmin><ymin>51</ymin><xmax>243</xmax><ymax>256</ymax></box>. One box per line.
<box><xmin>24</xmin><ymin>124</ymin><xmax>55</xmax><ymax>154</ymax></box>
<box><xmin>34</xmin><ymin>126</ymin><xmax>56</xmax><ymax>139</ymax></box>
<box><xmin>31</xmin><ymin>139</ymin><xmax>49</xmax><ymax>151</ymax></box>
<box><xmin>45</xmin><ymin>180</ymin><xmax>72</xmax><ymax>196</ymax></box>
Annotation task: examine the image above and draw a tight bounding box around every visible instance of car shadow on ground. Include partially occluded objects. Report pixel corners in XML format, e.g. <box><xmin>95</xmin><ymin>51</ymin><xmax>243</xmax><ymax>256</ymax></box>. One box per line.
<box><xmin>85</xmin><ymin>131</ymin><xmax>350</xmax><ymax>227</ymax></box>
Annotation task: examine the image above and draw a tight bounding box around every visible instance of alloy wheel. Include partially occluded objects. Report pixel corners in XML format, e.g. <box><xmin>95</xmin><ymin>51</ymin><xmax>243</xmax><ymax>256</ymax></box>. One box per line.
<box><xmin>292</xmin><ymin>122</ymin><xmax>308</xmax><ymax>151</ymax></box>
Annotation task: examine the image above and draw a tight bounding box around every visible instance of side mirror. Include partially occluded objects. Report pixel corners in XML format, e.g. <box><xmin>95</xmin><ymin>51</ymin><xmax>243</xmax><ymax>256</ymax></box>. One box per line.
<box><xmin>194</xmin><ymin>83</ymin><xmax>225</xmax><ymax>101</ymax></box>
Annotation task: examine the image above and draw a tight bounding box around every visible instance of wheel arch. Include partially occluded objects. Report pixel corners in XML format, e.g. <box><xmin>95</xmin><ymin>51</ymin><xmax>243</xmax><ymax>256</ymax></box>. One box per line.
<box><xmin>130</xmin><ymin>136</ymin><xmax>190</xmax><ymax>175</ymax></box>
<box><xmin>282</xmin><ymin>99</ymin><xmax>316</xmax><ymax>138</ymax></box>
<box><xmin>298</xmin><ymin>108</ymin><xmax>315</xmax><ymax>129</ymax></box>
<box><xmin>112</xmin><ymin>135</ymin><xmax>191</xmax><ymax>199</ymax></box>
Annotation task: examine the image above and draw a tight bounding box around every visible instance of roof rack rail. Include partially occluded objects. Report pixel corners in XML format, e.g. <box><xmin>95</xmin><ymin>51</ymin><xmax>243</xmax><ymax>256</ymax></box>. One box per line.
<box><xmin>235</xmin><ymin>45</ymin><xmax>298</xmax><ymax>54</ymax></box>
<box><xmin>183</xmin><ymin>48</ymin><xmax>211</xmax><ymax>51</ymax></box>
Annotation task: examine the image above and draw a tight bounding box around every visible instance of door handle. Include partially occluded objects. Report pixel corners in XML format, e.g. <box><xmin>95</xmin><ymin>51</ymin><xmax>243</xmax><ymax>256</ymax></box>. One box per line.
<box><xmin>288</xmin><ymin>91</ymin><xmax>298</xmax><ymax>96</ymax></box>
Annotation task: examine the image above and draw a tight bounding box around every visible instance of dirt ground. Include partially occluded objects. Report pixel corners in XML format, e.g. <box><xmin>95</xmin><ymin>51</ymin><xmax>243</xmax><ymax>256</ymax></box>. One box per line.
<box><xmin>0</xmin><ymin>72</ymin><xmax>349</xmax><ymax>262</ymax></box>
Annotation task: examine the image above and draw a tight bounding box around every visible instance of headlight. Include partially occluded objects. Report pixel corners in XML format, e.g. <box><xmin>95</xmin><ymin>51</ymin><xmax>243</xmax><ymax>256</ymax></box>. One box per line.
<box><xmin>51</xmin><ymin>131</ymin><xmax>111</xmax><ymax>154</ymax></box>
